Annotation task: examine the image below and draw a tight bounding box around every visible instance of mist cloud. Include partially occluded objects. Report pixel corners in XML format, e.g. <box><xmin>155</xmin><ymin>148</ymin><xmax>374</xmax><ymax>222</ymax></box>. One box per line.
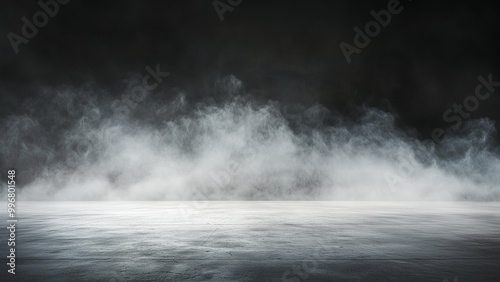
<box><xmin>1</xmin><ymin>76</ymin><xmax>499</xmax><ymax>201</ymax></box>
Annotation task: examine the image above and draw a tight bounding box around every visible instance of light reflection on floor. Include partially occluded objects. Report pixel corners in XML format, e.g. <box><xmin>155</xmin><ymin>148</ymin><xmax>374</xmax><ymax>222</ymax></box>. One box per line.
<box><xmin>1</xmin><ymin>201</ymin><xmax>499</xmax><ymax>281</ymax></box>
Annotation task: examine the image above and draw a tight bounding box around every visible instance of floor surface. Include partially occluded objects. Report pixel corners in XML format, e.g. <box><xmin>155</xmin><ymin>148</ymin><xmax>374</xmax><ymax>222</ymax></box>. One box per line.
<box><xmin>1</xmin><ymin>202</ymin><xmax>499</xmax><ymax>281</ymax></box>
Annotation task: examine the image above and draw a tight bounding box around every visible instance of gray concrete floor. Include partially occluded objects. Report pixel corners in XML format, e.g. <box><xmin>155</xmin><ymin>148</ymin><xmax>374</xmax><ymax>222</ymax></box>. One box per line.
<box><xmin>1</xmin><ymin>202</ymin><xmax>499</xmax><ymax>281</ymax></box>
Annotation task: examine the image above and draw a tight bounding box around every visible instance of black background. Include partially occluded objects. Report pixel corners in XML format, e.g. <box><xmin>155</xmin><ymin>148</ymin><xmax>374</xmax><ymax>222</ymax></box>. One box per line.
<box><xmin>1</xmin><ymin>0</ymin><xmax>499</xmax><ymax>138</ymax></box>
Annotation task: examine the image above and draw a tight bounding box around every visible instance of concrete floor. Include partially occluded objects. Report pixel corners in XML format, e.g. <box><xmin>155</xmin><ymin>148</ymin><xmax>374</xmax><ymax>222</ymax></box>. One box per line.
<box><xmin>1</xmin><ymin>201</ymin><xmax>499</xmax><ymax>281</ymax></box>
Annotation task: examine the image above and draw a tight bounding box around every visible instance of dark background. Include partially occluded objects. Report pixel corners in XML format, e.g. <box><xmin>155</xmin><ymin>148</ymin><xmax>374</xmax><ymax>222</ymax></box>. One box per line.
<box><xmin>1</xmin><ymin>0</ymin><xmax>499</xmax><ymax>137</ymax></box>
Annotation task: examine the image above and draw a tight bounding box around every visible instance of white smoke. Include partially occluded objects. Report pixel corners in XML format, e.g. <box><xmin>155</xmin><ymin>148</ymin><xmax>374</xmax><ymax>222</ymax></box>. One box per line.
<box><xmin>1</xmin><ymin>77</ymin><xmax>499</xmax><ymax>201</ymax></box>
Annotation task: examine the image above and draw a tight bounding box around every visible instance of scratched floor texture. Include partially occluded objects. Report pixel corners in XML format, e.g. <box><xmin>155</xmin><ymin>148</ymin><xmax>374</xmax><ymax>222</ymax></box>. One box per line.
<box><xmin>0</xmin><ymin>202</ymin><xmax>499</xmax><ymax>282</ymax></box>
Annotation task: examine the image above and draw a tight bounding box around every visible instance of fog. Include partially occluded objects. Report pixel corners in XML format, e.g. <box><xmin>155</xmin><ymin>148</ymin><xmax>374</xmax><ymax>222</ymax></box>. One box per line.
<box><xmin>1</xmin><ymin>76</ymin><xmax>499</xmax><ymax>201</ymax></box>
